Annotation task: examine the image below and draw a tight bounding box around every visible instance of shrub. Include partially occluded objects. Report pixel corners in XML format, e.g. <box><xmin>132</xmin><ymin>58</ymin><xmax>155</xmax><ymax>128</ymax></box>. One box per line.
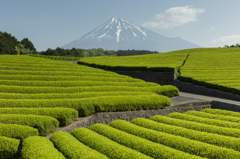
<box><xmin>50</xmin><ymin>131</ymin><xmax>108</xmax><ymax>159</ymax></box>
<box><xmin>21</xmin><ymin>136</ymin><xmax>66</xmax><ymax>159</ymax></box>
<box><xmin>202</xmin><ymin>108</ymin><xmax>240</xmax><ymax>119</ymax></box>
<box><xmin>71</xmin><ymin>127</ymin><xmax>152</xmax><ymax>159</ymax></box>
<box><xmin>0</xmin><ymin>114</ymin><xmax>59</xmax><ymax>136</ymax></box>
<box><xmin>168</xmin><ymin>112</ymin><xmax>240</xmax><ymax>129</ymax></box>
<box><xmin>150</xmin><ymin>115</ymin><xmax>240</xmax><ymax>138</ymax></box>
<box><xmin>89</xmin><ymin>124</ymin><xmax>203</xmax><ymax>159</ymax></box>
<box><xmin>131</xmin><ymin>118</ymin><xmax>240</xmax><ymax>153</ymax></box>
<box><xmin>0</xmin><ymin>123</ymin><xmax>38</xmax><ymax>141</ymax></box>
<box><xmin>0</xmin><ymin>136</ymin><xmax>20</xmax><ymax>159</ymax></box>
<box><xmin>0</xmin><ymin>107</ymin><xmax>78</xmax><ymax>126</ymax></box>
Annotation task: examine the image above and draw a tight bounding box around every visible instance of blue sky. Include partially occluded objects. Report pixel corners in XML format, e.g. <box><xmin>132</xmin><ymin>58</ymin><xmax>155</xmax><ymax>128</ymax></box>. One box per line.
<box><xmin>1</xmin><ymin>0</ymin><xmax>240</xmax><ymax>51</ymax></box>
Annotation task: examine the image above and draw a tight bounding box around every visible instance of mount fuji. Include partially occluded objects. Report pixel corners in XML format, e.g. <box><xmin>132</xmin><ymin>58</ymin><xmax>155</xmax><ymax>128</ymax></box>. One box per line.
<box><xmin>62</xmin><ymin>18</ymin><xmax>200</xmax><ymax>52</ymax></box>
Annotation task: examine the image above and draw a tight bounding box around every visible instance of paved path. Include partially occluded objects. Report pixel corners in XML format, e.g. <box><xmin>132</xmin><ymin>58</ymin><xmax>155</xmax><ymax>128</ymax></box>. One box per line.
<box><xmin>180</xmin><ymin>92</ymin><xmax>240</xmax><ymax>106</ymax></box>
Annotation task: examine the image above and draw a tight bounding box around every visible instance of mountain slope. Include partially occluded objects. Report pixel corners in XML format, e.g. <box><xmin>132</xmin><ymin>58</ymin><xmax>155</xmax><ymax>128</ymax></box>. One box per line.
<box><xmin>62</xmin><ymin>18</ymin><xmax>200</xmax><ymax>52</ymax></box>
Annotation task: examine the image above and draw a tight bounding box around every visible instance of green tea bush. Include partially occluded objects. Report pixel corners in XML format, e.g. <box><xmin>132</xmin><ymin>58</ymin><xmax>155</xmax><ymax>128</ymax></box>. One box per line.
<box><xmin>0</xmin><ymin>107</ymin><xmax>78</xmax><ymax>126</ymax></box>
<box><xmin>150</xmin><ymin>115</ymin><xmax>240</xmax><ymax>138</ymax></box>
<box><xmin>21</xmin><ymin>136</ymin><xmax>66</xmax><ymax>159</ymax></box>
<box><xmin>0</xmin><ymin>95</ymin><xmax>171</xmax><ymax>116</ymax></box>
<box><xmin>131</xmin><ymin>118</ymin><xmax>240</xmax><ymax>152</ymax></box>
<box><xmin>109</xmin><ymin>120</ymin><xmax>240</xmax><ymax>159</ymax></box>
<box><xmin>0</xmin><ymin>123</ymin><xmax>38</xmax><ymax>141</ymax></box>
<box><xmin>0</xmin><ymin>114</ymin><xmax>59</xmax><ymax>136</ymax></box>
<box><xmin>0</xmin><ymin>91</ymin><xmax>157</xmax><ymax>99</ymax></box>
<box><xmin>186</xmin><ymin>110</ymin><xmax>240</xmax><ymax>124</ymax></box>
<box><xmin>0</xmin><ymin>80</ymin><xmax>160</xmax><ymax>87</ymax></box>
<box><xmin>202</xmin><ymin>108</ymin><xmax>240</xmax><ymax>118</ymax></box>
<box><xmin>50</xmin><ymin>131</ymin><xmax>108</xmax><ymax>159</ymax></box>
<box><xmin>0</xmin><ymin>136</ymin><xmax>20</xmax><ymax>159</ymax></box>
<box><xmin>168</xmin><ymin>112</ymin><xmax>240</xmax><ymax>129</ymax></box>
<box><xmin>71</xmin><ymin>128</ymin><xmax>151</xmax><ymax>159</ymax></box>
<box><xmin>89</xmin><ymin>124</ymin><xmax>204</xmax><ymax>159</ymax></box>
<box><xmin>0</xmin><ymin>85</ymin><xmax>177</xmax><ymax>96</ymax></box>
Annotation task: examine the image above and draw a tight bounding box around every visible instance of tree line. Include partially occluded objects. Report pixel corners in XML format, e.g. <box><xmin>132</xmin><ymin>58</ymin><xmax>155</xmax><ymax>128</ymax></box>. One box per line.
<box><xmin>0</xmin><ymin>31</ymin><xmax>158</xmax><ymax>56</ymax></box>
<box><xmin>0</xmin><ymin>31</ymin><xmax>37</xmax><ymax>55</ymax></box>
<box><xmin>224</xmin><ymin>44</ymin><xmax>240</xmax><ymax>48</ymax></box>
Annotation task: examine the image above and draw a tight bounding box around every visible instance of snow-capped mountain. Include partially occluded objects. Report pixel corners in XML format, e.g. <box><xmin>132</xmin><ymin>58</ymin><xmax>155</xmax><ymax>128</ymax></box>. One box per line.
<box><xmin>62</xmin><ymin>18</ymin><xmax>200</xmax><ymax>52</ymax></box>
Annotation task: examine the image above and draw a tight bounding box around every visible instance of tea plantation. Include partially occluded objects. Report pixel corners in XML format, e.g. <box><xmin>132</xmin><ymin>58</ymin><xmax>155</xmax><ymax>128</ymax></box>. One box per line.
<box><xmin>10</xmin><ymin>109</ymin><xmax>240</xmax><ymax>159</ymax></box>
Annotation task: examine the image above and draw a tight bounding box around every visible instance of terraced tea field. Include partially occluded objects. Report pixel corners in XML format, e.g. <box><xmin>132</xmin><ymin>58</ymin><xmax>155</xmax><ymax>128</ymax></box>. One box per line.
<box><xmin>0</xmin><ymin>55</ymin><xmax>179</xmax><ymax>158</ymax></box>
<box><xmin>79</xmin><ymin>47</ymin><xmax>240</xmax><ymax>95</ymax></box>
<box><xmin>14</xmin><ymin>109</ymin><xmax>240</xmax><ymax>158</ymax></box>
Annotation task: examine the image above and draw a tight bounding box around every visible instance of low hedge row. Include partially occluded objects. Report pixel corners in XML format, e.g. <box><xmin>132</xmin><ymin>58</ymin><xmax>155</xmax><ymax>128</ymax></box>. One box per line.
<box><xmin>0</xmin><ymin>107</ymin><xmax>78</xmax><ymax>126</ymax></box>
<box><xmin>186</xmin><ymin>110</ymin><xmax>240</xmax><ymax>124</ymax></box>
<box><xmin>50</xmin><ymin>131</ymin><xmax>108</xmax><ymax>159</ymax></box>
<box><xmin>150</xmin><ymin>115</ymin><xmax>240</xmax><ymax>138</ymax></box>
<box><xmin>89</xmin><ymin>124</ymin><xmax>204</xmax><ymax>159</ymax></box>
<box><xmin>131</xmin><ymin>118</ymin><xmax>240</xmax><ymax>152</ymax></box>
<box><xmin>0</xmin><ymin>95</ymin><xmax>172</xmax><ymax>117</ymax></box>
<box><xmin>0</xmin><ymin>70</ymin><xmax>120</xmax><ymax>77</ymax></box>
<box><xmin>202</xmin><ymin>108</ymin><xmax>240</xmax><ymax>118</ymax></box>
<box><xmin>0</xmin><ymin>136</ymin><xmax>20</xmax><ymax>159</ymax></box>
<box><xmin>0</xmin><ymin>80</ymin><xmax>160</xmax><ymax>88</ymax></box>
<box><xmin>109</xmin><ymin>120</ymin><xmax>240</xmax><ymax>159</ymax></box>
<box><xmin>0</xmin><ymin>123</ymin><xmax>38</xmax><ymax>141</ymax></box>
<box><xmin>29</xmin><ymin>54</ymin><xmax>81</xmax><ymax>61</ymax></box>
<box><xmin>168</xmin><ymin>112</ymin><xmax>240</xmax><ymax>129</ymax></box>
<box><xmin>0</xmin><ymin>114</ymin><xmax>59</xmax><ymax>136</ymax></box>
<box><xmin>21</xmin><ymin>136</ymin><xmax>66</xmax><ymax>159</ymax></box>
<box><xmin>0</xmin><ymin>85</ymin><xmax>178</xmax><ymax>97</ymax></box>
<box><xmin>0</xmin><ymin>75</ymin><xmax>140</xmax><ymax>82</ymax></box>
<box><xmin>71</xmin><ymin>128</ymin><xmax>151</xmax><ymax>159</ymax></box>
<box><xmin>0</xmin><ymin>91</ymin><xmax>157</xmax><ymax>99</ymax></box>
<box><xmin>77</xmin><ymin>61</ymin><xmax>176</xmax><ymax>72</ymax></box>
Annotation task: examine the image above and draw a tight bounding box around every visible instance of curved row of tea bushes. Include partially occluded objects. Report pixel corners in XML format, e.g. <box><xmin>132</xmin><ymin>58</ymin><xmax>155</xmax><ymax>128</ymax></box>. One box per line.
<box><xmin>0</xmin><ymin>108</ymin><xmax>78</xmax><ymax>126</ymax></box>
<box><xmin>0</xmin><ymin>80</ymin><xmax>160</xmax><ymax>87</ymax></box>
<box><xmin>0</xmin><ymin>95</ymin><xmax>172</xmax><ymax>116</ymax></box>
<box><xmin>28</xmin><ymin>54</ymin><xmax>80</xmax><ymax>61</ymax></box>
<box><xmin>202</xmin><ymin>108</ymin><xmax>240</xmax><ymax>118</ymax></box>
<box><xmin>0</xmin><ymin>70</ymin><xmax>121</xmax><ymax>77</ymax></box>
<box><xmin>0</xmin><ymin>75</ymin><xmax>141</xmax><ymax>82</ymax></box>
<box><xmin>0</xmin><ymin>123</ymin><xmax>38</xmax><ymax>141</ymax></box>
<box><xmin>109</xmin><ymin>120</ymin><xmax>240</xmax><ymax>159</ymax></box>
<box><xmin>71</xmin><ymin>128</ymin><xmax>151</xmax><ymax>159</ymax></box>
<box><xmin>150</xmin><ymin>115</ymin><xmax>240</xmax><ymax>138</ymax></box>
<box><xmin>0</xmin><ymin>85</ymin><xmax>178</xmax><ymax>97</ymax></box>
<box><xmin>131</xmin><ymin>118</ymin><xmax>240</xmax><ymax>152</ymax></box>
<box><xmin>50</xmin><ymin>131</ymin><xmax>108</xmax><ymax>159</ymax></box>
<box><xmin>88</xmin><ymin>124</ymin><xmax>204</xmax><ymax>159</ymax></box>
<box><xmin>167</xmin><ymin>112</ymin><xmax>240</xmax><ymax>129</ymax></box>
<box><xmin>0</xmin><ymin>114</ymin><xmax>59</xmax><ymax>136</ymax></box>
<box><xmin>0</xmin><ymin>136</ymin><xmax>20</xmax><ymax>159</ymax></box>
<box><xmin>186</xmin><ymin>110</ymin><xmax>240</xmax><ymax>124</ymax></box>
<box><xmin>21</xmin><ymin>136</ymin><xmax>66</xmax><ymax>159</ymax></box>
<box><xmin>0</xmin><ymin>91</ymin><xmax>157</xmax><ymax>99</ymax></box>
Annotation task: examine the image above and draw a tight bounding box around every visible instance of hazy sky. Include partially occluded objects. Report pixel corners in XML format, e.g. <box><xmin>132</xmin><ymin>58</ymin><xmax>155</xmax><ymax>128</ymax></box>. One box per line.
<box><xmin>1</xmin><ymin>0</ymin><xmax>240</xmax><ymax>51</ymax></box>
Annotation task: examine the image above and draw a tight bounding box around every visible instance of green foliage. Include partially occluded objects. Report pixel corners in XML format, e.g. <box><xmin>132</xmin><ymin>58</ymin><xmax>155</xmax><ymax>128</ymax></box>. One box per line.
<box><xmin>88</xmin><ymin>124</ymin><xmax>204</xmax><ymax>159</ymax></box>
<box><xmin>109</xmin><ymin>120</ymin><xmax>240</xmax><ymax>159</ymax></box>
<box><xmin>150</xmin><ymin>115</ymin><xmax>240</xmax><ymax>138</ymax></box>
<box><xmin>20</xmin><ymin>38</ymin><xmax>36</xmax><ymax>53</ymax></box>
<box><xmin>0</xmin><ymin>32</ymin><xmax>19</xmax><ymax>55</ymax></box>
<box><xmin>78</xmin><ymin>50</ymin><xmax>190</xmax><ymax>72</ymax></box>
<box><xmin>180</xmin><ymin>48</ymin><xmax>240</xmax><ymax>95</ymax></box>
<box><xmin>0</xmin><ymin>136</ymin><xmax>20</xmax><ymax>159</ymax></box>
<box><xmin>71</xmin><ymin>128</ymin><xmax>151</xmax><ymax>159</ymax></box>
<box><xmin>186</xmin><ymin>110</ymin><xmax>240</xmax><ymax>124</ymax></box>
<box><xmin>0</xmin><ymin>123</ymin><xmax>38</xmax><ymax>141</ymax></box>
<box><xmin>0</xmin><ymin>95</ymin><xmax>171</xmax><ymax>117</ymax></box>
<box><xmin>131</xmin><ymin>118</ymin><xmax>240</xmax><ymax>152</ymax></box>
<box><xmin>21</xmin><ymin>136</ymin><xmax>66</xmax><ymax>159</ymax></box>
<box><xmin>202</xmin><ymin>108</ymin><xmax>240</xmax><ymax>118</ymax></box>
<box><xmin>0</xmin><ymin>92</ymin><xmax>157</xmax><ymax>99</ymax></box>
<box><xmin>0</xmin><ymin>107</ymin><xmax>78</xmax><ymax>126</ymax></box>
<box><xmin>0</xmin><ymin>114</ymin><xmax>59</xmax><ymax>136</ymax></box>
<box><xmin>50</xmin><ymin>131</ymin><xmax>108</xmax><ymax>159</ymax></box>
<box><xmin>168</xmin><ymin>112</ymin><xmax>240</xmax><ymax>129</ymax></box>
